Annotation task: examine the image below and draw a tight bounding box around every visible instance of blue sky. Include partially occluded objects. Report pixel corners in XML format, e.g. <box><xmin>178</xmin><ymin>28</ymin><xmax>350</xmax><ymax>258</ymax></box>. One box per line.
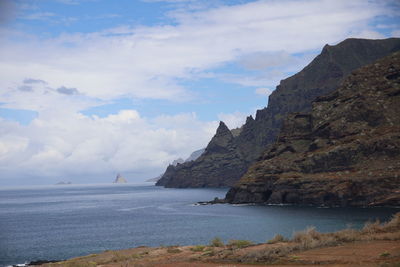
<box><xmin>0</xmin><ymin>0</ymin><xmax>399</xmax><ymax>185</ymax></box>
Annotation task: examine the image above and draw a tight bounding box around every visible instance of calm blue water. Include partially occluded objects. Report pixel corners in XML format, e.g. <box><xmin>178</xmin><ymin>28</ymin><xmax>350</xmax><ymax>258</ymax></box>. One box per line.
<box><xmin>0</xmin><ymin>184</ymin><xmax>399</xmax><ymax>266</ymax></box>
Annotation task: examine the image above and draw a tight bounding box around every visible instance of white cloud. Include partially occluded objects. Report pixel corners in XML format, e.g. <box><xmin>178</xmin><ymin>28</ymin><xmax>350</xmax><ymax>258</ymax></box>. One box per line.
<box><xmin>0</xmin><ymin>110</ymin><xmax>218</xmax><ymax>183</ymax></box>
<box><xmin>0</xmin><ymin>0</ymin><xmax>396</xmax><ymax>184</ymax></box>
<box><xmin>352</xmin><ymin>29</ymin><xmax>386</xmax><ymax>39</ymax></box>
<box><xmin>0</xmin><ymin>0</ymin><xmax>390</xmax><ymax>104</ymax></box>
<box><xmin>22</xmin><ymin>12</ymin><xmax>56</xmax><ymax>20</ymax></box>
<box><xmin>218</xmin><ymin>111</ymin><xmax>248</xmax><ymax>129</ymax></box>
<box><xmin>392</xmin><ymin>30</ymin><xmax>400</xmax><ymax>37</ymax></box>
<box><xmin>255</xmin><ymin>87</ymin><xmax>273</xmax><ymax>96</ymax></box>
<box><xmin>238</xmin><ymin>51</ymin><xmax>296</xmax><ymax>71</ymax></box>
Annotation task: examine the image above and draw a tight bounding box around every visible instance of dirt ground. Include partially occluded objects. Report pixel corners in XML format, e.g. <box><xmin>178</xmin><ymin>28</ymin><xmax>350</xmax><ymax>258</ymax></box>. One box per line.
<box><xmin>38</xmin><ymin>239</ymin><xmax>400</xmax><ymax>267</ymax></box>
<box><xmin>40</xmin><ymin>214</ymin><xmax>400</xmax><ymax>267</ymax></box>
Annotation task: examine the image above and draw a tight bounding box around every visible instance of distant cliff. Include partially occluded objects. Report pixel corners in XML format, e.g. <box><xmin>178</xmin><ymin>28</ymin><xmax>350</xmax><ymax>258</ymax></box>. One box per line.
<box><xmin>152</xmin><ymin>148</ymin><xmax>205</xmax><ymax>185</ymax></box>
<box><xmin>226</xmin><ymin>51</ymin><xmax>400</xmax><ymax>206</ymax></box>
<box><xmin>156</xmin><ymin>38</ymin><xmax>400</xmax><ymax>188</ymax></box>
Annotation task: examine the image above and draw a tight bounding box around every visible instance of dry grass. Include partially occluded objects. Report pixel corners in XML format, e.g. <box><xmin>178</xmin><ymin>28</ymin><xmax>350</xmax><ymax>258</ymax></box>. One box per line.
<box><xmin>267</xmin><ymin>234</ymin><xmax>288</xmax><ymax>244</ymax></box>
<box><xmin>190</xmin><ymin>245</ymin><xmax>206</xmax><ymax>252</ymax></box>
<box><xmin>210</xmin><ymin>237</ymin><xmax>224</xmax><ymax>247</ymax></box>
<box><xmin>166</xmin><ymin>247</ymin><xmax>182</xmax><ymax>253</ymax></box>
<box><xmin>241</xmin><ymin>212</ymin><xmax>400</xmax><ymax>264</ymax></box>
<box><xmin>227</xmin><ymin>239</ymin><xmax>253</xmax><ymax>249</ymax></box>
<box><xmin>48</xmin><ymin>213</ymin><xmax>400</xmax><ymax>266</ymax></box>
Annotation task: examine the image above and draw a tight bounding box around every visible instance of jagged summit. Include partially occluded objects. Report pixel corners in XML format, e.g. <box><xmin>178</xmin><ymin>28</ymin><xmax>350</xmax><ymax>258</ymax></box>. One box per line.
<box><xmin>156</xmin><ymin>37</ymin><xmax>400</xmax><ymax>188</ymax></box>
<box><xmin>216</xmin><ymin>121</ymin><xmax>230</xmax><ymax>133</ymax></box>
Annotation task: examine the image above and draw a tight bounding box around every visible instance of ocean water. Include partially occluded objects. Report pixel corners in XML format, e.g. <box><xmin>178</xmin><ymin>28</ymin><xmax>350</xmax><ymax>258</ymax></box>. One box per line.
<box><xmin>0</xmin><ymin>184</ymin><xmax>399</xmax><ymax>266</ymax></box>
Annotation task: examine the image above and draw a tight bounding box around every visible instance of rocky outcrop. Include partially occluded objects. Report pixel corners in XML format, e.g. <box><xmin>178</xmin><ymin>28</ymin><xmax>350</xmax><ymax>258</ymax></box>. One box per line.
<box><xmin>157</xmin><ymin>122</ymin><xmax>248</xmax><ymax>187</ymax></box>
<box><xmin>157</xmin><ymin>37</ymin><xmax>400</xmax><ymax>188</ymax></box>
<box><xmin>185</xmin><ymin>148</ymin><xmax>206</xmax><ymax>162</ymax></box>
<box><xmin>114</xmin><ymin>174</ymin><xmax>127</xmax><ymax>183</ymax></box>
<box><xmin>225</xmin><ymin>52</ymin><xmax>400</xmax><ymax>207</ymax></box>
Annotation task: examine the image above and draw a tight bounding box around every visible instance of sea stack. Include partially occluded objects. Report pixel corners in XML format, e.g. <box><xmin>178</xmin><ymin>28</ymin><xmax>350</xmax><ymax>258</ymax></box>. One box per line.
<box><xmin>114</xmin><ymin>174</ymin><xmax>127</xmax><ymax>184</ymax></box>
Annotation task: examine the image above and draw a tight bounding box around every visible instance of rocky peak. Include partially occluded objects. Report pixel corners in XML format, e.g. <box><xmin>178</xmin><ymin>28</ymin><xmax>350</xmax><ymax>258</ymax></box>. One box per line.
<box><xmin>215</xmin><ymin>121</ymin><xmax>232</xmax><ymax>137</ymax></box>
<box><xmin>204</xmin><ymin>121</ymin><xmax>234</xmax><ymax>154</ymax></box>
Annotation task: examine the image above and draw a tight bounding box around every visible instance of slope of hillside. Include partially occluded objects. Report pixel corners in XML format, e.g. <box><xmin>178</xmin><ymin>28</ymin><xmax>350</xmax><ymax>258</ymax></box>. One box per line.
<box><xmin>157</xmin><ymin>38</ymin><xmax>400</xmax><ymax>188</ymax></box>
<box><xmin>226</xmin><ymin>51</ymin><xmax>400</xmax><ymax>206</ymax></box>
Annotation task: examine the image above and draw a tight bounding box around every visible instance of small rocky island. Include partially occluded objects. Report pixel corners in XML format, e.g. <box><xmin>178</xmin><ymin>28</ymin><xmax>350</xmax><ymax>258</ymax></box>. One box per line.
<box><xmin>113</xmin><ymin>174</ymin><xmax>127</xmax><ymax>184</ymax></box>
<box><xmin>55</xmin><ymin>181</ymin><xmax>72</xmax><ymax>185</ymax></box>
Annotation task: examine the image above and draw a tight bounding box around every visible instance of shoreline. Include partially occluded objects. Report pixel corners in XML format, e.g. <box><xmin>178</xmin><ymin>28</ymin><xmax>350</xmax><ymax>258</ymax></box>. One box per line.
<box><xmin>32</xmin><ymin>212</ymin><xmax>400</xmax><ymax>267</ymax></box>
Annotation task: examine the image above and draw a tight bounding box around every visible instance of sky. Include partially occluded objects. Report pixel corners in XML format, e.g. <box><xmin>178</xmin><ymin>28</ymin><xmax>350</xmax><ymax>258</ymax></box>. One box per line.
<box><xmin>0</xmin><ymin>0</ymin><xmax>399</xmax><ymax>185</ymax></box>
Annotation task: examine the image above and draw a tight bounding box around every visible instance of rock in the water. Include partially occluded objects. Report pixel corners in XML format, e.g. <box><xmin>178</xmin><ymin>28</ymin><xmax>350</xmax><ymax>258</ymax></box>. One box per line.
<box><xmin>55</xmin><ymin>181</ymin><xmax>71</xmax><ymax>185</ymax></box>
<box><xmin>225</xmin><ymin>51</ymin><xmax>400</xmax><ymax>207</ymax></box>
<box><xmin>114</xmin><ymin>174</ymin><xmax>127</xmax><ymax>183</ymax></box>
<box><xmin>157</xmin><ymin>37</ymin><xmax>400</xmax><ymax>188</ymax></box>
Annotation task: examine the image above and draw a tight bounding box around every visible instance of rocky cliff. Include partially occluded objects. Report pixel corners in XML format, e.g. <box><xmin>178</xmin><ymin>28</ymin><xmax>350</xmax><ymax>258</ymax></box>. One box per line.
<box><xmin>157</xmin><ymin>38</ymin><xmax>400</xmax><ymax>188</ymax></box>
<box><xmin>156</xmin><ymin>122</ymin><xmax>248</xmax><ymax>187</ymax></box>
<box><xmin>225</xmin><ymin>52</ymin><xmax>400</xmax><ymax>207</ymax></box>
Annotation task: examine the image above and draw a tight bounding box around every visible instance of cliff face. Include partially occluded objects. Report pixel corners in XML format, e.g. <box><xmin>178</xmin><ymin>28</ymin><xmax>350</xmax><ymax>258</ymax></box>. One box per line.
<box><xmin>226</xmin><ymin>52</ymin><xmax>400</xmax><ymax>207</ymax></box>
<box><xmin>157</xmin><ymin>122</ymin><xmax>248</xmax><ymax>187</ymax></box>
<box><xmin>157</xmin><ymin>38</ymin><xmax>400</xmax><ymax>188</ymax></box>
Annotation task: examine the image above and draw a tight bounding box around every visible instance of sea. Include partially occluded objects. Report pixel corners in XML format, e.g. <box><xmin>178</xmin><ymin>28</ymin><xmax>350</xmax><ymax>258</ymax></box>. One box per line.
<box><xmin>0</xmin><ymin>183</ymin><xmax>399</xmax><ymax>266</ymax></box>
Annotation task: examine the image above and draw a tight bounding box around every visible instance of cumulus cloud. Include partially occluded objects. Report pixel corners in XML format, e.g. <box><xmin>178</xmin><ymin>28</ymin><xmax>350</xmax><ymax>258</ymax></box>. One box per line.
<box><xmin>0</xmin><ymin>109</ymin><xmax>218</xmax><ymax>183</ymax></box>
<box><xmin>0</xmin><ymin>0</ymin><xmax>392</xmax><ymax>104</ymax></box>
<box><xmin>0</xmin><ymin>0</ymin><xmax>397</xmax><ymax>184</ymax></box>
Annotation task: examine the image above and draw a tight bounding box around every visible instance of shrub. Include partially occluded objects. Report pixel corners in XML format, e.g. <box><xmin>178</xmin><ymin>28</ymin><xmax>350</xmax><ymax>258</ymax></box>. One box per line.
<box><xmin>362</xmin><ymin>220</ymin><xmax>382</xmax><ymax>234</ymax></box>
<box><xmin>190</xmin><ymin>245</ymin><xmax>205</xmax><ymax>252</ymax></box>
<box><xmin>267</xmin><ymin>234</ymin><xmax>287</xmax><ymax>244</ymax></box>
<box><xmin>167</xmin><ymin>247</ymin><xmax>182</xmax><ymax>253</ymax></box>
<box><xmin>228</xmin><ymin>239</ymin><xmax>253</xmax><ymax>248</ymax></box>
<box><xmin>202</xmin><ymin>250</ymin><xmax>215</xmax><ymax>257</ymax></box>
<box><xmin>332</xmin><ymin>228</ymin><xmax>359</xmax><ymax>242</ymax></box>
<box><xmin>380</xmin><ymin>251</ymin><xmax>390</xmax><ymax>257</ymax></box>
<box><xmin>210</xmin><ymin>237</ymin><xmax>224</xmax><ymax>247</ymax></box>
<box><xmin>381</xmin><ymin>212</ymin><xmax>400</xmax><ymax>232</ymax></box>
<box><xmin>110</xmin><ymin>252</ymin><xmax>131</xmax><ymax>262</ymax></box>
<box><xmin>292</xmin><ymin>227</ymin><xmax>338</xmax><ymax>250</ymax></box>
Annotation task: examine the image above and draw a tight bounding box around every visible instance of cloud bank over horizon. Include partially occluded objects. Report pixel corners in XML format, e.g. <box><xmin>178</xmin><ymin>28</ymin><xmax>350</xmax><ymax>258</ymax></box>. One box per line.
<box><xmin>0</xmin><ymin>0</ymin><xmax>399</xmax><ymax>185</ymax></box>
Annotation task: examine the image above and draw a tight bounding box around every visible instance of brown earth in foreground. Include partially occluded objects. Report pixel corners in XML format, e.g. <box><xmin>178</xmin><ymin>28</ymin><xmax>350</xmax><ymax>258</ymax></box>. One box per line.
<box><xmin>39</xmin><ymin>213</ymin><xmax>400</xmax><ymax>267</ymax></box>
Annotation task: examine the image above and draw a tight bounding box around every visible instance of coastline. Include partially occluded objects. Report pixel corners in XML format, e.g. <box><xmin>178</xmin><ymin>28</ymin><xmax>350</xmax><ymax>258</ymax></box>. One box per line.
<box><xmin>33</xmin><ymin>213</ymin><xmax>400</xmax><ymax>267</ymax></box>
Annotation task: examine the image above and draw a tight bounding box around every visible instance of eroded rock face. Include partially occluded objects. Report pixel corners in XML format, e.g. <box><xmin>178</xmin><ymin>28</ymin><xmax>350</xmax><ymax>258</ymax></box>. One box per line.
<box><xmin>157</xmin><ymin>38</ymin><xmax>400</xmax><ymax>188</ymax></box>
<box><xmin>157</xmin><ymin>122</ymin><xmax>248</xmax><ymax>187</ymax></box>
<box><xmin>225</xmin><ymin>52</ymin><xmax>400</xmax><ymax>207</ymax></box>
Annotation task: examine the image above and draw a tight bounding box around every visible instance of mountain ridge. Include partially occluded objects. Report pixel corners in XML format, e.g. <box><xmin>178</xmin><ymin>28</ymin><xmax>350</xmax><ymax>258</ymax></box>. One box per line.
<box><xmin>156</xmin><ymin>37</ymin><xmax>400</xmax><ymax>188</ymax></box>
<box><xmin>225</xmin><ymin>51</ymin><xmax>400</xmax><ymax>206</ymax></box>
